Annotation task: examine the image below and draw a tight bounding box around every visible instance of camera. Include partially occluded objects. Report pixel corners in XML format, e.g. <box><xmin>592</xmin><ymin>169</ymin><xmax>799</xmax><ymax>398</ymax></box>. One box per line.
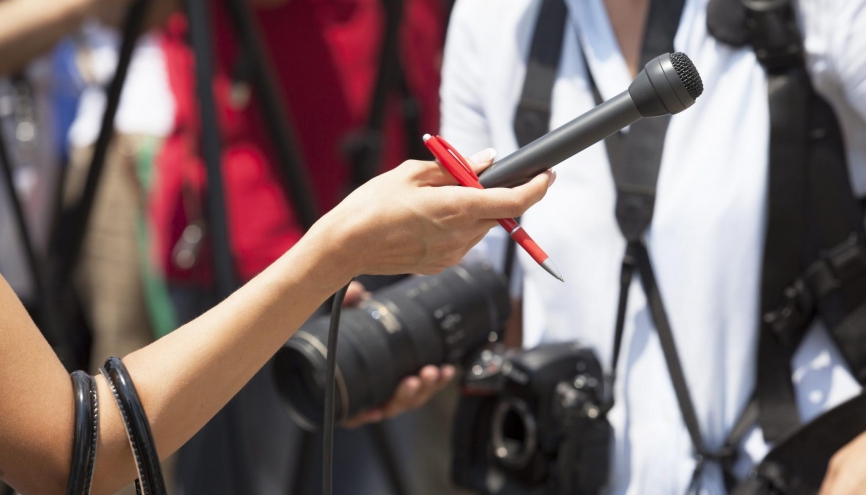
<box><xmin>273</xmin><ymin>262</ymin><xmax>510</xmax><ymax>430</ymax></box>
<box><xmin>452</xmin><ymin>342</ymin><xmax>611</xmax><ymax>495</ymax></box>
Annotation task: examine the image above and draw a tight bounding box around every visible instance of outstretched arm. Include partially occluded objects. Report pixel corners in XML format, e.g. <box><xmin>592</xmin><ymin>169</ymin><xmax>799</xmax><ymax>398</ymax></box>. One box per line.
<box><xmin>0</xmin><ymin>158</ymin><xmax>553</xmax><ymax>495</ymax></box>
<box><xmin>0</xmin><ymin>0</ymin><xmax>172</xmax><ymax>76</ymax></box>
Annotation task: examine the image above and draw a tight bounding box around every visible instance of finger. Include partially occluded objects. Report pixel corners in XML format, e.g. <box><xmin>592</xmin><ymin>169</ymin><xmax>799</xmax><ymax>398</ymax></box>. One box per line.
<box><xmin>465</xmin><ymin>148</ymin><xmax>497</xmax><ymax>175</ymax></box>
<box><xmin>464</xmin><ymin>170</ymin><xmax>556</xmax><ymax>219</ymax></box>
<box><xmin>343</xmin><ymin>408</ymin><xmax>385</xmax><ymax>429</ymax></box>
<box><xmin>416</xmin><ymin>147</ymin><xmax>497</xmax><ymax>187</ymax></box>
<box><xmin>406</xmin><ymin>366</ymin><xmax>444</xmax><ymax>410</ymax></box>
<box><xmin>382</xmin><ymin>376</ymin><xmax>422</xmax><ymax>418</ymax></box>
<box><xmin>407</xmin><ymin>159</ymin><xmax>461</xmax><ymax>187</ymax></box>
<box><xmin>343</xmin><ymin>281</ymin><xmax>368</xmax><ymax>307</ymax></box>
<box><xmin>440</xmin><ymin>364</ymin><xmax>456</xmax><ymax>383</ymax></box>
<box><xmin>820</xmin><ymin>453</ymin><xmax>844</xmax><ymax>495</ymax></box>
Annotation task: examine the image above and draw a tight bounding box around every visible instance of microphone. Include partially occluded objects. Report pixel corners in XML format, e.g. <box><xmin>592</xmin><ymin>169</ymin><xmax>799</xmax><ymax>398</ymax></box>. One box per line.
<box><xmin>478</xmin><ymin>52</ymin><xmax>704</xmax><ymax>188</ymax></box>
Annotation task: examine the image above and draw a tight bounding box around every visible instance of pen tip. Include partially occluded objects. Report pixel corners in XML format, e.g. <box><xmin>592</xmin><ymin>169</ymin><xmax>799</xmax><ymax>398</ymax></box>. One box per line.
<box><xmin>422</xmin><ymin>134</ymin><xmax>432</xmax><ymax>143</ymax></box>
<box><xmin>541</xmin><ymin>258</ymin><xmax>565</xmax><ymax>282</ymax></box>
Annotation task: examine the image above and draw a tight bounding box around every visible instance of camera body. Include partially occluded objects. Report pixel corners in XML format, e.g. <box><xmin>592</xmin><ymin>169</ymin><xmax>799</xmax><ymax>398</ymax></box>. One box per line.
<box><xmin>453</xmin><ymin>342</ymin><xmax>611</xmax><ymax>495</ymax></box>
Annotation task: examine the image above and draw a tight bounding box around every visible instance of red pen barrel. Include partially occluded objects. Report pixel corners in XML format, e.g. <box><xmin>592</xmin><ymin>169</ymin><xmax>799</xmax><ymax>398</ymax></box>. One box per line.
<box><xmin>509</xmin><ymin>226</ymin><xmax>548</xmax><ymax>263</ymax></box>
<box><xmin>498</xmin><ymin>217</ymin><xmax>520</xmax><ymax>233</ymax></box>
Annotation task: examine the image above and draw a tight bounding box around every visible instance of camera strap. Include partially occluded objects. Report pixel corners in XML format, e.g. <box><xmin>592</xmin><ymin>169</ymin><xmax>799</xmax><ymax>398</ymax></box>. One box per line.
<box><xmin>584</xmin><ymin>0</ymin><xmax>740</xmax><ymax>491</ymax></box>
<box><xmin>514</xmin><ymin>0</ymin><xmax>750</xmax><ymax>490</ymax></box>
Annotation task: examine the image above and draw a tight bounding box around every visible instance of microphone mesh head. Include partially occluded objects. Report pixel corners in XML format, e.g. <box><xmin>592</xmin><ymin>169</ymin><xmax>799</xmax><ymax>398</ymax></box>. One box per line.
<box><xmin>670</xmin><ymin>52</ymin><xmax>703</xmax><ymax>100</ymax></box>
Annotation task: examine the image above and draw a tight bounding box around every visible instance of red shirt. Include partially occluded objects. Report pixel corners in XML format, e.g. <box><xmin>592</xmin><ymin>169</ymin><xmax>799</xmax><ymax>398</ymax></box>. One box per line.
<box><xmin>151</xmin><ymin>0</ymin><xmax>444</xmax><ymax>283</ymax></box>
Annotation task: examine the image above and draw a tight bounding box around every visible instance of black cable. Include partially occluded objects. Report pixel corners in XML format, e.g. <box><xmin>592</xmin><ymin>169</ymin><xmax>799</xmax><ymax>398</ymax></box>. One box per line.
<box><xmin>323</xmin><ymin>282</ymin><xmax>351</xmax><ymax>495</ymax></box>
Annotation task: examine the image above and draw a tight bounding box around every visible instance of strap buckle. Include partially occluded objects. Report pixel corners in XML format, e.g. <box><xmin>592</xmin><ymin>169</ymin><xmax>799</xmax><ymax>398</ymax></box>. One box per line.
<box><xmin>763</xmin><ymin>233</ymin><xmax>866</xmax><ymax>347</ymax></box>
<box><xmin>742</xmin><ymin>0</ymin><xmax>803</xmax><ymax>72</ymax></box>
<box><xmin>693</xmin><ymin>445</ymin><xmax>737</xmax><ymax>466</ymax></box>
<box><xmin>763</xmin><ymin>278</ymin><xmax>814</xmax><ymax>348</ymax></box>
<box><xmin>802</xmin><ymin>232</ymin><xmax>866</xmax><ymax>303</ymax></box>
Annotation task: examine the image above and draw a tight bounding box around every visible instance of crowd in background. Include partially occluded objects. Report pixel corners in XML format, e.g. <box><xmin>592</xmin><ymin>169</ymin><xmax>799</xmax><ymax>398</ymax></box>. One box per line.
<box><xmin>0</xmin><ymin>0</ymin><xmax>457</xmax><ymax>493</ymax></box>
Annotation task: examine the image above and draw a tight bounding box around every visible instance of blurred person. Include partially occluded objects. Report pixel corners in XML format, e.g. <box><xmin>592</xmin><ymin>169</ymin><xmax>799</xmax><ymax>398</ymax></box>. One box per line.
<box><xmin>427</xmin><ymin>0</ymin><xmax>866</xmax><ymax>493</ymax></box>
<box><xmin>148</xmin><ymin>0</ymin><xmax>453</xmax><ymax>493</ymax></box>
<box><xmin>0</xmin><ymin>155</ymin><xmax>556</xmax><ymax>495</ymax></box>
<box><xmin>63</xmin><ymin>25</ymin><xmax>179</xmax><ymax>495</ymax></box>
<box><xmin>65</xmin><ymin>22</ymin><xmax>178</xmax><ymax>370</ymax></box>
<box><xmin>0</xmin><ymin>0</ymin><xmax>178</xmax><ymax>363</ymax></box>
<box><xmin>0</xmin><ymin>30</ymin><xmax>206</xmax><ymax>495</ymax></box>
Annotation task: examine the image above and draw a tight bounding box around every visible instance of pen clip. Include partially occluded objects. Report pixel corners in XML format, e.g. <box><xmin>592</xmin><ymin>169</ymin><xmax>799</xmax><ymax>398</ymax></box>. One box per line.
<box><xmin>436</xmin><ymin>136</ymin><xmax>480</xmax><ymax>181</ymax></box>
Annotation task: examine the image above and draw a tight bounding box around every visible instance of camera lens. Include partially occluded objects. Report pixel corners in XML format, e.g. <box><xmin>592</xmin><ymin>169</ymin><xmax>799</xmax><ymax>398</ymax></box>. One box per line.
<box><xmin>273</xmin><ymin>262</ymin><xmax>509</xmax><ymax>430</ymax></box>
<box><xmin>491</xmin><ymin>397</ymin><xmax>537</xmax><ymax>469</ymax></box>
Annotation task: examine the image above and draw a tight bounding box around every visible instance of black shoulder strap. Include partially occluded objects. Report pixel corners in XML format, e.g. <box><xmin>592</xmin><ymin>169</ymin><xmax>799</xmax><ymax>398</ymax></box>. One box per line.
<box><xmin>513</xmin><ymin>0</ymin><xmax>569</xmax><ymax>150</ymax></box>
<box><xmin>505</xmin><ymin>0</ymin><xmax>569</xmax><ymax>283</ymax></box>
<box><xmin>708</xmin><ymin>0</ymin><xmax>866</xmax><ymax>489</ymax></box>
<box><xmin>516</xmin><ymin>0</ymin><xmax>721</xmax><ymax>486</ymax></box>
<box><xmin>755</xmin><ymin>20</ymin><xmax>811</xmax><ymax>441</ymax></box>
<box><xmin>740</xmin><ymin>393</ymin><xmax>866</xmax><ymax>495</ymax></box>
<box><xmin>709</xmin><ymin>0</ymin><xmax>866</xmax><ymax>445</ymax></box>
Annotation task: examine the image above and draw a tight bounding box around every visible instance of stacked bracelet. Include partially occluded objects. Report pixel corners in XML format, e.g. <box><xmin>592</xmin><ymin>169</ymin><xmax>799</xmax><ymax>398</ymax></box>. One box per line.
<box><xmin>67</xmin><ymin>371</ymin><xmax>99</xmax><ymax>495</ymax></box>
<box><xmin>99</xmin><ymin>357</ymin><xmax>167</xmax><ymax>495</ymax></box>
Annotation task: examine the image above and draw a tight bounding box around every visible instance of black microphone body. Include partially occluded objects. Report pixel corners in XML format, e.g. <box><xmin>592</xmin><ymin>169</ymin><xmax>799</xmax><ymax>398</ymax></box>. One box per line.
<box><xmin>478</xmin><ymin>52</ymin><xmax>703</xmax><ymax>189</ymax></box>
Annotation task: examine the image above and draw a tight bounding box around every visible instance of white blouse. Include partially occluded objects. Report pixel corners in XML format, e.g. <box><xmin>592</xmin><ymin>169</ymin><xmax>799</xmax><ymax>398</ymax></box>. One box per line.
<box><xmin>442</xmin><ymin>0</ymin><xmax>866</xmax><ymax>493</ymax></box>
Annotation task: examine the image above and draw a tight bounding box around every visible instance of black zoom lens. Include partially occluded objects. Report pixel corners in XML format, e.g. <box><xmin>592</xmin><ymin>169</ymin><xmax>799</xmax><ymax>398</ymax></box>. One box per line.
<box><xmin>273</xmin><ymin>262</ymin><xmax>509</xmax><ymax>430</ymax></box>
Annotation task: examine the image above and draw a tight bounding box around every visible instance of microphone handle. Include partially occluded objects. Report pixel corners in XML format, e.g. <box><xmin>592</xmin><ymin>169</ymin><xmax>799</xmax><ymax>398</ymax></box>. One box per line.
<box><xmin>478</xmin><ymin>90</ymin><xmax>642</xmax><ymax>188</ymax></box>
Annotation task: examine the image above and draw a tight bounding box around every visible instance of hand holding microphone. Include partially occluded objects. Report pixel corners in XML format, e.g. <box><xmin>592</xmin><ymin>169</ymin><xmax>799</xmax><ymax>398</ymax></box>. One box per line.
<box><xmin>478</xmin><ymin>52</ymin><xmax>704</xmax><ymax>188</ymax></box>
<box><xmin>424</xmin><ymin>134</ymin><xmax>565</xmax><ymax>282</ymax></box>
<box><xmin>309</xmin><ymin>155</ymin><xmax>554</xmax><ymax>278</ymax></box>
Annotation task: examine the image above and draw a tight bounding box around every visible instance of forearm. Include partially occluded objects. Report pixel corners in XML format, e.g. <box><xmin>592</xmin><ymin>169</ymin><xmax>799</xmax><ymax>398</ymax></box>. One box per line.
<box><xmin>0</xmin><ymin>158</ymin><xmax>552</xmax><ymax>495</ymax></box>
<box><xmin>0</xmin><ymin>0</ymin><xmax>180</xmax><ymax>77</ymax></box>
<box><xmin>0</xmin><ymin>0</ymin><xmax>101</xmax><ymax>76</ymax></box>
<box><xmin>0</xmin><ymin>229</ymin><xmax>352</xmax><ymax>495</ymax></box>
<box><xmin>88</xmin><ymin>233</ymin><xmax>351</xmax><ymax>495</ymax></box>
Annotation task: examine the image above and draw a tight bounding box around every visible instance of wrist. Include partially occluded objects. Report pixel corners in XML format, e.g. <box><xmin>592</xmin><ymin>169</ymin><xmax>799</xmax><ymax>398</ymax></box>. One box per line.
<box><xmin>276</xmin><ymin>224</ymin><xmax>360</xmax><ymax>296</ymax></box>
<box><xmin>65</xmin><ymin>0</ymin><xmax>106</xmax><ymax>17</ymax></box>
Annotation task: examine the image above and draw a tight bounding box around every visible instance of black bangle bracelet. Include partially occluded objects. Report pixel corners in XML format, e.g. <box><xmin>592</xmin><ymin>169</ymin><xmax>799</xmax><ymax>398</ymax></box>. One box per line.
<box><xmin>100</xmin><ymin>357</ymin><xmax>167</xmax><ymax>495</ymax></box>
<box><xmin>67</xmin><ymin>371</ymin><xmax>98</xmax><ymax>495</ymax></box>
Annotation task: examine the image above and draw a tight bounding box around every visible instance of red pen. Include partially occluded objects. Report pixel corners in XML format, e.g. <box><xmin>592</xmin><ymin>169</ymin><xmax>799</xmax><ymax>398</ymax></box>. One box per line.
<box><xmin>423</xmin><ymin>134</ymin><xmax>564</xmax><ymax>282</ymax></box>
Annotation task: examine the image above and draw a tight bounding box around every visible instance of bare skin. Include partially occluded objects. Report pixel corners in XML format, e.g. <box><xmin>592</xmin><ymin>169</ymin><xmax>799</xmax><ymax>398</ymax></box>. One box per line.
<box><xmin>604</xmin><ymin>0</ymin><xmax>650</xmax><ymax>77</ymax></box>
<box><xmin>0</xmin><ymin>0</ymin><xmax>164</xmax><ymax>76</ymax></box>
<box><xmin>0</xmin><ymin>156</ymin><xmax>554</xmax><ymax>495</ymax></box>
<box><xmin>0</xmin><ymin>0</ymin><xmax>289</xmax><ymax>76</ymax></box>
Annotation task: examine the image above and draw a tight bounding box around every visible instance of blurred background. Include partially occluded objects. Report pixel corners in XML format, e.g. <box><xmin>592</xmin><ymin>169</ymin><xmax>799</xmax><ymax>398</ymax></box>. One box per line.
<box><xmin>0</xmin><ymin>0</ymin><xmax>465</xmax><ymax>493</ymax></box>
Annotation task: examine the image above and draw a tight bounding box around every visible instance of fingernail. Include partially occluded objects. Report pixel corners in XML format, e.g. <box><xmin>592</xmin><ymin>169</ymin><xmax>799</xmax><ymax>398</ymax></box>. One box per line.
<box><xmin>469</xmin><ymin>148</ymin><xmax>497</xmax><ymax>164</ymax></box>
<box><xmin>548</xmin><ymin>170</ymin><xmax>557</xmax><ymax>187</ymax></box>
